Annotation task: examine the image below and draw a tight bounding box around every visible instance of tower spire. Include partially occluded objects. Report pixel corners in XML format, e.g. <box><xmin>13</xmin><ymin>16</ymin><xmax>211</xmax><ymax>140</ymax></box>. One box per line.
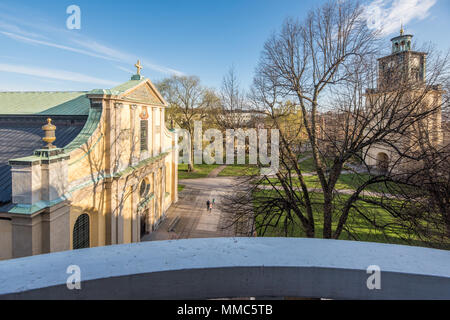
<box><xmin>400</xmin><ymin>23</ymin><xmax>404</xmax><ymax>36</ymax></box>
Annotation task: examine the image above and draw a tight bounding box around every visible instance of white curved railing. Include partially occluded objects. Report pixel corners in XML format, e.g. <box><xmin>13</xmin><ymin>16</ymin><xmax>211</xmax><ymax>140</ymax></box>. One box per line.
<box><xmin>0</xmin><ymin>238</ymin><xmax>448</xmax><ymax>300</ymax></box>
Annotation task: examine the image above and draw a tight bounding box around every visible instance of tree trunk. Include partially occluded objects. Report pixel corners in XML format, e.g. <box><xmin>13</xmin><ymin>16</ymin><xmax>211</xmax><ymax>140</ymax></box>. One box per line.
<box><xmin>188</xmin><ymin>143</ymin><xmax>195</xmax><ymax>172</ymax></box>
<box><xmin>323</xmin><ymin>192</ymin><xmax>333</xmax><ymax>239</ymax></box>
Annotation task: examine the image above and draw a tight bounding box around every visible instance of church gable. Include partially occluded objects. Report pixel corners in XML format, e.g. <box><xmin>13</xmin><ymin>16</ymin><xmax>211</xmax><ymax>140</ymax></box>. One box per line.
<box><xmin>121</xmin><ymin>81</ymin><xmax>166</xmax><ymax>106</ymax></box>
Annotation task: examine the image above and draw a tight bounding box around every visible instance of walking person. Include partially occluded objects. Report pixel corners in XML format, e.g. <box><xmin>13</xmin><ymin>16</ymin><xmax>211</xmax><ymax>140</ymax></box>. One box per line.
<box><xmin>206</xmin><ymin>200</ymin><xmax>211</xmax><ymax>212</ymax></box>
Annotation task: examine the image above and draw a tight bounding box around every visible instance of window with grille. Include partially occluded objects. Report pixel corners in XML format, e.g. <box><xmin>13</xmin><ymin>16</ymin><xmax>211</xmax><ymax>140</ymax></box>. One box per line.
<box><xmin>73</xmin><ymin>214</ymin><xmax>90</xmax><ymax>250</ymax></box>
<box><xmin>140</xmin><ymin>120</ymin><xmax>148</xmax><ymax>151</ymax></box>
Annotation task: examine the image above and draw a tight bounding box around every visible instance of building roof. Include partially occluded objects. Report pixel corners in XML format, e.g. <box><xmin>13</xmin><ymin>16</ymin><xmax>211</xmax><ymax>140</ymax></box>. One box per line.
<box><xmin>0</xmin><ymin>75</ymin><xmax>153</xmax><ymax>205</ymax></box>
<box><xmin>0</xmin><ymin>92</ymin><xmax>90</xmax><ymax>116</ymax></box>
<box><xmin>111</xmin><ymin>78</ymin><xmax>147</xmax><ymax>94</ymax></box>
<box><xmin>0</xmin><ymin>77</ymin><xmax>152</xmax><ymax>117</ymax></box>
<box><xmin>0</xmin><ymin>122</ymin><xmax>85</xmax><ymax>204</ymax></box>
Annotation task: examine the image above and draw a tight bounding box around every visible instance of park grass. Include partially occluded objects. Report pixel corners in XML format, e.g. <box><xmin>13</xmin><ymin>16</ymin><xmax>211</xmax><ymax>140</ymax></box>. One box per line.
<box><xmin>337</xmin><ymin>173</ymin><xmax>398</xmax><ymax>193</ymax></box>
<box><xmin>178</xmin><ymin>163</ymin><xmax>220</xmax><ymax>180</ymax></box>
<box><xmin>298</xmin><ymin>154</ymin><xmax>359</xmax><ymax>173</ymax></box>
<box><xmin>178</xmin><ymin>184</ymin><xmax>185</xmax><ymax>192</ymax></box>
<box><xmin>258</xmin><ymin>173</ymin><xmax>397</xmax><ymax>194</ymax></box>
<box><xmin>178</xmin><ymin>161</ymin><xmax>259</xmax><ymax>179</ymax></box>
<box><xmin>297</xmin><ymin>153</ymin><xmax>335</xmax><ymax>173</ymax></box>
<box><xmin>297</xmin><ymin>155</ymin><xmax>316</xmax><ymax>172</ymax></box>
<box><xmin>253</xmin><ymin>190</ymin><xmax>424</xmax><ymax>246</ymax></box>
<box><xmin>218</xmin><ymin>164</ymin><xmax>260</xmax><ymax>177</ymax></box>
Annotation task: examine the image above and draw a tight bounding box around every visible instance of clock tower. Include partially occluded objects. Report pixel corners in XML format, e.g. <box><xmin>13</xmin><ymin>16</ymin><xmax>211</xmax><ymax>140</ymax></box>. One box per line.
<box><xmin>377</xmin><ymin>27</ymin><xmax>426</xmax><ymax>90</ymax></box>
<box><xmin>364</xmin><ymin>26</ymin><xmax>443</xmax><ymax>173</ymax></box>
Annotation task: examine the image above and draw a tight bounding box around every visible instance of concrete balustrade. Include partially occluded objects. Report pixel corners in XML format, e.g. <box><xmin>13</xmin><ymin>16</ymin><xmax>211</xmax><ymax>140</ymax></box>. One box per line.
<box><xmin>0</xmin><ymin>237</ymin><xmax>448</xmax><ymax>300</ymax></box>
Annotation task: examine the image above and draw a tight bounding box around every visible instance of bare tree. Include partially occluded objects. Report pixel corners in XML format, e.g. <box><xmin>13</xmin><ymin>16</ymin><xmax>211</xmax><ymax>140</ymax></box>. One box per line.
<box><xmin>361</xmin><ymin>101</ymin><xmax>450</xmax><ymax>248</ymax></box>
<box><xmin>156</xmin><ymin>75</ymin><xmax>218</xmax><ymax>171</ymax></box>
<box><xmin>224</xmin><ymin>0</ymin><xmax>450</xmax><ymax>248</ymax></box>
<box><xmin>214</xmin><ymin>66</ymin><xmax>250</xmax><ymax>130</ymax></box>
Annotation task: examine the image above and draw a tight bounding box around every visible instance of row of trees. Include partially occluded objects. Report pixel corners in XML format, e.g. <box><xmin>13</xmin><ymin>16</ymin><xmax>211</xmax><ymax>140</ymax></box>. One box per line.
<box><xmin>225</xmin><ymin>0</ymin><xmax>449</xmax><ymax>248</ymax></box>
<box><xmin>156</xmin><ymin>67</ymin><xmax>254</xmax><ymax>172</ymax></box>
<box><xmin>156</xmin><ymin>0</ymin><xmax>450</xmax><ymax>248</ymax></box>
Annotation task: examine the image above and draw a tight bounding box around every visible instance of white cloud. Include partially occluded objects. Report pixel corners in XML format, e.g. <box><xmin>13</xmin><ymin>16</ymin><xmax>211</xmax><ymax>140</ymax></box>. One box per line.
<box><xmin>0</xmin><ymin>31</ymin><xmax>120</xmax><ymax>62</ymax></box>
<box><xmin>71</xmin><ymin>38</ymin><xmax>133</xmax><ymax>63</ymax></box>
<box><xmin>0</xmin><ymin>11</ymin><xmax>185</xmax><ymax>77</ymax></box>
<box><xmin>0</xmin><ymin>63</ymin><xmax>119</xmax><ymax>86</ymax></box>
<box><xmin>141</xmin><ymin>59</ymin><xmax>185</xmax><ymax>77</ymax></box>
<box><xmin>0</xmin><ymin>21</ymin><xmax>48</xmax><ymax>40</ymax></box>
<box><xmin>363</xmin><ymin>0</ymin><xmax>437</xmax><ymax>35</ymax></box>
<box><xmin>116</xmin><ymin>65</ymin><xmax>135</xmax><ymax>74</ymax></box>
<box><xmin>72</xmin><ymin>38</ymin><xmax>185</xmax><ymax>76</ymax></box>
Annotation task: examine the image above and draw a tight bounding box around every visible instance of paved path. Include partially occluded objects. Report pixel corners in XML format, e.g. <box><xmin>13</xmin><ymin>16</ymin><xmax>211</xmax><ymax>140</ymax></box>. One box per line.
<box><xmin>143</xmin><ymin>176</ymin><xmax>250</xmax><ymax>242</ymax></box>
<box><xmin>207</xmin><ymin>164</ymin><xmax>227</xmax><ymax>178</ymax></box>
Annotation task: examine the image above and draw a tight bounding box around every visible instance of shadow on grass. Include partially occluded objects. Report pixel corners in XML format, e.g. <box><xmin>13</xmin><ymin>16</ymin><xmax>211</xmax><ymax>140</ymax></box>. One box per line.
<box><xmin>253</xmin><ymin>191</ymin><xmax>447</xmax><ymax>249</ymax></box>
<box><xmin>178</xmin><ymin>163</ymin><xmax>220</xmax><ymax>180</ymax></box>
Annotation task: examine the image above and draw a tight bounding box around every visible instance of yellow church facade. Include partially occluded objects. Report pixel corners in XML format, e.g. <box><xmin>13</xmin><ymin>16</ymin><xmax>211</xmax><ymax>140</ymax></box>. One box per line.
<box><xmin>0</xmin><ymin>67</ymin><xmax>178</xmax><ymax>259</ymax></box>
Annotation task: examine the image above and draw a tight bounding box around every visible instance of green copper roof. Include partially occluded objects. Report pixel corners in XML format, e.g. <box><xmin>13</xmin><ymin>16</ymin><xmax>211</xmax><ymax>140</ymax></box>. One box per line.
<box><xmin>0</xmin><ymin>77</ymin><xmax>149</xmax><ymax>116</ymax></box>
<box><xmin>0</xmin><ymin>91</ymin><xmax>90</xmax><ymax>116</ymax></box>
<box><xmin>111</xmin><ymin>78</ymin><xmax>147</xmax><ymax>94</ymax></box>
<box><xmin>87</xmin><ymin>89</ymin><xmax>121</xmax><ymax>95</ymax></box>
<box><xmin>65</xmin><ymin>107</ymin><xmax>103</xmax><ymax>153</ymax></box>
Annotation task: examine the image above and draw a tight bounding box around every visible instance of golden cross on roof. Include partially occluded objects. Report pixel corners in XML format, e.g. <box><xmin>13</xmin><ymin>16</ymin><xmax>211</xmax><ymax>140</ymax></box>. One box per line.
<box><xmin>400</xmin><ymin>23</ymin><xmax>404</xmax><ymax>36</ymax></box>
<box><xmin>135</xmin><ymin>59</ymin><xmax>143</xmax><ymax>75</ymax></box>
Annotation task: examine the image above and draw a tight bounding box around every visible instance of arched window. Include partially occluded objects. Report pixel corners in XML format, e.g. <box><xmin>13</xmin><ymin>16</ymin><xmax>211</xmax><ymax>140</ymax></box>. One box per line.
<box><xmin>73</xmin><ymin>214</ymin><xmax>90</xmax><ymax>250</ymax></box>
<box><xmin>376</xmin><ymin>153</ymin><xmax>389</xmax><ymax>173</ymax></box>
<box><xmin>412</xmin><ymin>68</ymin><xmax>420</xmax><ymax>81</ymax></box>
<box><xmin>140</xmin><ymin>209</ymin><xmax>149</xmax><ymax>238</ymax></box>
<box><xmin>140</xmin><ymin>178</ymin><xmax>150</xmax><ymax>198</ymax></box>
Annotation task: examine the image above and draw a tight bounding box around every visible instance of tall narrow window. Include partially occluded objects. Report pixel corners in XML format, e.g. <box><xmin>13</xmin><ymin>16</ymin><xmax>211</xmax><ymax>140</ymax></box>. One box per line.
<box><xmin>73</xmin><ymin>214</ymin><xmax>90</xmax><ymax>249</ymax></box>
<box><xmin>165</xmin><ymin>166</ymin><xmax>170</xmax><ymax>195</ymax></box>
<box><xmin>140</xmin><ymin>178</ymin><xmax>150</xmax><ymax>198</ymax></box>
<box><xmin>140</xmin><ymin>120</ymin><xmax>148</xmax><ymax>151</ymax></box>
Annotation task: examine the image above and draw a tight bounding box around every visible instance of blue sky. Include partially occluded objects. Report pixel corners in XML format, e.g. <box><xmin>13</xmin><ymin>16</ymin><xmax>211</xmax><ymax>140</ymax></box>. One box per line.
<box><xmin>0</xmin><ymin>0</ymin><xmax>449</xmax><ymax>92</ymax></box>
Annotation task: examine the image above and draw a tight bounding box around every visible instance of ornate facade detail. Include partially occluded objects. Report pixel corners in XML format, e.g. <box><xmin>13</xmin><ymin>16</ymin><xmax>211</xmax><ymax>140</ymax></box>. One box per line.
<box><xmin>126</xmin><ymin>85</ymin><xmax>161</xmax><ymax>105</ymax></box>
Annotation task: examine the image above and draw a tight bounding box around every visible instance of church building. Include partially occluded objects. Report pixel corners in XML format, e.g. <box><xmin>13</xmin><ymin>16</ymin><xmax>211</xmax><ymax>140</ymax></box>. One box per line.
<box><xmin>0</xmin><ymin>62</ymin><xmax>178</xmax><ymax>260</ymax></box>
<box><xmin>364</xmin><ymin>28</ymin><xmax>444</xmax><ymax>172</ymax></box>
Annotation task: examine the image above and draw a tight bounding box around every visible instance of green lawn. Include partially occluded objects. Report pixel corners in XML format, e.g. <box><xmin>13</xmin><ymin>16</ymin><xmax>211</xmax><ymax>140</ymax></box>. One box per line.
<box><xmin>178</xmin><ymin>184</ymin><xmax>185</xmax><ymax>192</ymax></box>
<box><xmin>298</xmin><ymin>156</ymin><xmax>316</xmax><ymax>172</ymax></box>
<box><xmin>218</xmin><ymin>164</ymin><xmax>260</xmax><ymax>177</ymax></box>
<box><xmin>258</xmin><ymin>173</ymin><xmax>397</xmax><ymax>194</ymax></box>
<box><xmin>337</xmin><ymin>174</ymin><xmax>398</xmax><ymax>193</ymax></box>
<box><xmin>253</xmin><ymin>190</ymin><xmax>425</xmax><ymax>246</ymax></box>
<box><xmin>178</xmin><ymin>163</ymin><xmax>220</xmax><ymax>180</ymax></box>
